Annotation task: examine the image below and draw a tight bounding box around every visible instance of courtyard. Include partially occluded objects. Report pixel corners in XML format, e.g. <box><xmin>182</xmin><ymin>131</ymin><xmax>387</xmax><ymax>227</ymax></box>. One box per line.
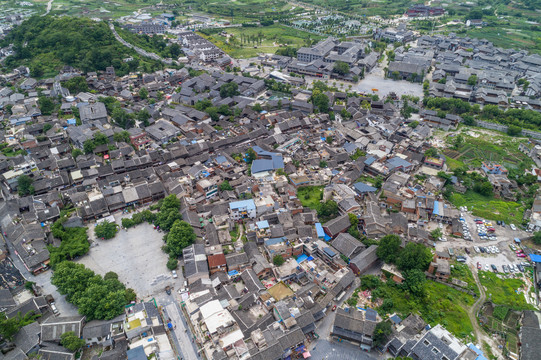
<box><xmin>77</xmin><ymin>212</ymin><xmax>174</xmax><ymax>299</ymax></box>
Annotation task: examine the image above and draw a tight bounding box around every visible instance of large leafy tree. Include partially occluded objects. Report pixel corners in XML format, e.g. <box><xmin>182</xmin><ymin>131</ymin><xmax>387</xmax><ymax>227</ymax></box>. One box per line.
<box><xmin>376</xmin><ymin>235</ymin><xmax>401</xmax><ymax>263</ymax></box>
<box><xmin>219</xmin><ymin>82</ymin><xmax>239</xmax><ymax>98</ymax></box>
<box><xmin>312</xmin><ymin>93</ymin><xmax>329</xmax><ymax>113</ymax></box>
<box><xmin>51</xmin><ymin>262</ymin><xmax>133</xmax><ymax>320</ymax></box>
<box><xmin>61</xmin><ymin>331</ymin><xmax>86</xmax><ymax>351</ymax></box>
<box><xmin>95</xmin><ymin>221</ymin><xmax>118</xmax><ymax>240</ymax></box>
<box><xmin>165</xmin><ymin>220</ymin><xmax>196</xmax><ymax>257</ymax></box>
<box><xmin>403</xmin><ymin>269</ymin><xmax>427</xmax><ymax>296</ymax></box>
<box><xmin>373</xmin><ymin>321</ymin><xmax>392</xmax><ymax>347</ymax></box>
<box><xmin>397</xmin><ymin>242</ymin><xmax>433</xmax><ymax>271</ymax></box>
<box><xmin>17</xmin><ymin>175</ymin><xmax>34</xmax><ymax>196</ymax></box>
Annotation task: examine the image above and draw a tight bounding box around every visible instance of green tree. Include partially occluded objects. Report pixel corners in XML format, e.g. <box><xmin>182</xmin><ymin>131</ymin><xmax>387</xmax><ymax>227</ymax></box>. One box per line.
<box><xmin>246</xmin><ymin>148</ymin><xmax>258</xmax><ymax>164</ymax></box>
<box><xmin>64</xmin><ymin>76</ymin><xmax>88</xmax><ymax>94</ymax></box>
<box><xmin>17</xmin><ymin>175</ymin><xmax>34</xmax><ymax>196</ymax></box>
<box><xmin>430</xmin><ymin>228</ymin><xmax>443</xmax><ymax>240</ymax></box>
<box><xmin>219</xmin><ymin>82</ymin><xmax>239</xmax><ymax>98</ymax></box>
<box><xmin>397</xmin><ymin>242</ymin><xmax>432</xmax><ymax>271</ymax></box>
<box><xmin>467</xmin><ymin>74</ymin><xmax>477</xmax><ymax>86</ymax></box>
<box><xmin>60</xmin><ymin>331</ymin><xmax>86</xmax><ymax>351</ymax></box>
<box><xmin>273</xmin><ymin>254</ymin><xmax>285</xmax><ymax>266</ymax></box>
<box><xmin>319</xmin><ymin>160</ymin><xmax>328</xmax><ymax>168</ymax></box>
<box><xmin>252</xmin><ymin>103</ymin><xmax>263</xmax><ymax>112</ymax></box>
<box><xmin>113</xmin><ymin>130</ymin><xmax>130</xmax><ymax>143</ymax></box>
<box><xmin>95</xmin><ymin>221</ymin><xmax>118</xmax><ymax>240</ymax></box>
<box><xmin>137</xmin><ymin>109</ymin><xmax>151</xmax><ymax>127</ymax></box>
<box><xmin>104</xmin><ymin>271</ymin><xmax>119</xmax><ymax>281</ymax></box>
<box><xmin>333</xmin><ymin>61</ymin><xmax>350</xmax><ymax>76</ymax></box>
<box><xmin>360</xmin><ymin>275</ymin><xmax>381</xmax><ymax>290</ymax></box>
<box><xmin>111</xmin><ymin>107</ymin><xmax>134</xmax><ymax>129</ymax></box>
<box><xmin>403</xmin><ymin>269</ymin><xmax>427</xmax><ymax>296</ymax></box>
<box><xmin>0</xmin><ymin>313</ymin><xmax>23</xmax><ymax>340</ymax></box>
<box><xmin>373</xmin><ymin>321</ymin><xmax>392</xmax><ymax>346</ymax></box>
<box><xmin>167</xmin><ymin>256</ymin><xmax>178</xmax><ymax>270</ymax></box>
<box><xmin>72</xmin><ymin>148</ymin><xmax>84</xmax><ymax>159</ymax></box>
<box><xmin>38</xmin><ymin>96</ymin><xmax>55</xmax><ymax>115</ymax></box>
<box><xmin>139</xmin><ymin>87</ymin><xmax>149</xmax><ymax>100</ymax></box>
<box><xmin>317</xmin><ymin>200</ymin><xmax>339</xmax><ymax>222</ymax></box>
<box><xmin>507</xmin><ymin>124</ymin><xmax>522</xmax><ymax>136</ymax></box>
<box><xmin>219</xmin><ymin>180</ymin><xmax>233</xmax><ymax>191</ymax></box>
<box><xmin>424</xmin><ymin>147</ymin><xmax>438</xmax><ymax>158</ymax></box>
<box><xmin>326</xmin><ymin>136</ymin><xmax>333</xmax><ymax>144</ymax></box>
<box><xmin>164</xmin><ymin>220</ymin><xmax>196</xmax><ymax>257</ymax></box>
<box><xmin>312</xmin><ymin>93</ymin><xmax>329</xmax><ymax>113</ymax></box>
<box><xmin>533</xmin><ymin>231</ymin><xmax>541</xmax><ymax>245</ymax></box>
<box><xmin>376</xmin><ymin>235</ymin><xmax>401</xmax><ymax>263</ymax></box>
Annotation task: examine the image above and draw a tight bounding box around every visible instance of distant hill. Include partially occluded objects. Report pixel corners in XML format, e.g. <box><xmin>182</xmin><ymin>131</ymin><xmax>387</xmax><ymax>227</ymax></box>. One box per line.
<box><xmin>1</xmin><ymin>16</ymin><xmax>162</xmax><ymax>78</ymax></box>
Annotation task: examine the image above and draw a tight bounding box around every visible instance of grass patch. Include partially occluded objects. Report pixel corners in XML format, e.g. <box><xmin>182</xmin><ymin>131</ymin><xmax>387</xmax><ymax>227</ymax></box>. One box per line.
<box><xmin>478</xmin><ymin>271</ymin><xmax>535</xmax><ymax>310</ymax></box>
<box><xmin>297</xmin><ymin>186</ymin><xmax>324</xmax><ymax>210</ymax></box>
<box><xmin>448</xmin><ymin>191</ymin><xmax>524</xmax><ymax>224</ymax></box>
<box><xmin>451</xmin><ymin>263</ymin><xmax>480</xmax><ymax>296</ymax></box>
<box><xmin>198</xmin><ymin>24</ymin><xmax>323</xmax><ymax>58</ymax></box>
<box><xmin>373</xmin><ymin>280</ymin><xmax>474</xmax><ymax>340</ymax></box>
<box><xmin>444</xmin><ymin>155</ymin><xmax>465</xmax><ymax>171</ymax></box>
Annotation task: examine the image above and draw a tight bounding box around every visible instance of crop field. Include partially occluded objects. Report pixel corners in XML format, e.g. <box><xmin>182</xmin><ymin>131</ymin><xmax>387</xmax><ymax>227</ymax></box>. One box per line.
<box><xmin>49</xmin><ymin>0</ymin><xmax>160</xmax><ymax>18</ymax></box>
<box><xmin>198</xmin><ymin>24</ymin><xmax>323</xmax><ymax>58</ymax></box>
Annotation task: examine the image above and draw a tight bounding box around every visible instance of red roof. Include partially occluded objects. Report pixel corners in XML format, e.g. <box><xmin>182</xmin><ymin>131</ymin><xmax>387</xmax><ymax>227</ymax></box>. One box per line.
<box><xmin>208</xmin><ymin>253</ymin><xmax>227</xmax><ymax>268</ymax></box>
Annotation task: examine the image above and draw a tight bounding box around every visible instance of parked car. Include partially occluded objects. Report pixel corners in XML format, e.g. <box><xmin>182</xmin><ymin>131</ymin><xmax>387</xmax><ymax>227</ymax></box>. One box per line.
<box><xmin>50</xmin><ymin>302</ymin><xmax>59</xmax><ymax>315</ymax></box>
<box><xmin>172</xmin><ymin>270</ymin><xmax>178</xmax><ymax>279</ymax></box>
<box><xmin>518</xmin><ymin>253</ymin><xmax>526</xmax><ymax>258</ymax></box>
<box><xmin>477</xmin><ymin>262</ymin><xmax>481</xmax><ymax>270</ymax></box>
<box><xmin>456</xmin><ymin>256</ymin><xmax>467</xmax><ymax>263</ymax></box>
<box><xmin>474</xmin><ymin>246</ymin><xmax>480</xmax><ymax>253</ymax></box>
<box><xmin>332</xmin><ymin>305</ymin><xmax>337</xmax><ymax>311</ymax></box>
<box><xmin>502</xmin><ymin>265</ymin><xmax>508</xmax><ymax>273</ymax></box>
<box><xmin>465</xmin><ymin>248</ymin><xmax>471</xmax><ymax>254</ymax></box>
<box><xmin>491</xmin><ymin>264</ymin><xmax>497</xmax><ymax>272</ymax></box>
<box><xmin>510</xmin><ymin>224</ymin><xmax>517</xmax><ymax>231</ymax></box>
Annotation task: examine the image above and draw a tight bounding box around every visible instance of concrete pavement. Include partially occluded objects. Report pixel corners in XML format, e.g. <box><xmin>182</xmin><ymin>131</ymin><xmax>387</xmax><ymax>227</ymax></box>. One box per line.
<box><xmin>161</xmin><ymin>299</ymin><xmax>199</xmax><ymax>360</ymax></box>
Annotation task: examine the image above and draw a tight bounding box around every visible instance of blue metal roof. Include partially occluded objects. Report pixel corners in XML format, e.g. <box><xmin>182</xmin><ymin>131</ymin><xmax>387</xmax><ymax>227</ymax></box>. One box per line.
<box><xmin>529</xmin><ymin>254</ymin><xmax>541</xmax><ymax>262</ymax></box>
<box><xmin>323</xmin><ymin>247</ymin><xmax>336</xmax><ymax>257</ymax></box>
<box><xmin>215</xmin><ymin>155</ymin><xmax>227</xmax><ymax>164</ymax></box>
<box><xmin>315</xmin><ymin>223</ymin><xmax>325</xmax><ymax>238</ymax></box>
<box><xmin>364</xmin><ymin>156</ymin><xmax>376</xmax><ymax>165</ymax></box>
<box><xmin>432</xmin><ymin>200</ymin><xmax>440</xmax><ymax>215</ymax></box>
<box><xmin>256</xmin><ymin>220</ymin><xmax>269</xmax><ymax>229</ymax></box>
<box><xmin>296</xmin><ymin>254</ymin><xmax>308</xmax><ymax>264</ymax></box>
<box><xmin>229</xmin><ymin>199</ymin><xmax>256</xmax><ymax>211</ymax></box>
<box><xmin>265</xmin><ymin>237</ymin><xmax>287</xmax><ymax>246</ymax></box>
<box><xmin>386</xmin><ymin>156</ymin><xmax>412</xmax><ymax>170</ymax></box>
<box><xmin>228</xmin><ymin>270</ymin><xmax>239</xmax><ymax>276</ymax></box>
<box><xmin>353</xmin><ymin>181</ymin><xmax>377</xmax><ymax>193</ymax></box>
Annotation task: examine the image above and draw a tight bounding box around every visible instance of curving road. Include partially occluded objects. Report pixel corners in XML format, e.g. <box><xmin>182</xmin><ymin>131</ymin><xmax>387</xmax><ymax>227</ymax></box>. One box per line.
<box><xmin>42</xmin><ymin>0</ymin><xmax>53</xmax><ymax>16</ymax></box>
<box><xmin>109</xmin><ymin>23</ymin><xmax>174</xmax><ymax>66</ymax></box>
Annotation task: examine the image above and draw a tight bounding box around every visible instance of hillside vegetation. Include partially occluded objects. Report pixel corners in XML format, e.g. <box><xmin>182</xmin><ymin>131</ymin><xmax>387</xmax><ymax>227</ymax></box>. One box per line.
<box><xmin>1</xmin><ymin>16</ymin><xmax>163</xmax><ymax>77</ymax></box>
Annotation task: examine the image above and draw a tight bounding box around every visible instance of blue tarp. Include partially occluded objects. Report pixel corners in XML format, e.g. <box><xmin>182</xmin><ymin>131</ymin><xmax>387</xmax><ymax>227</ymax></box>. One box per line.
<box><xmin>514</xmin><ymin>237</ymin><xmax>521</xmax><ymax>243</ymax></box>
<box><xmin>228</xmin><ymin>270</ymin><xmax>239</xmax><ymax>276</ymax></box>
<box><xmin>324</xmin><ymin>234</ymin><xmax>331</xmax><ymax>241</ymax></box>
<box><xmin>296</xmin><ymin>254</ymin><xmax>308</xmax><ymax>264</ymax></box>
<box><xmin>432</xmin><ymin>200</ymin><xmax>440</xmax><ymax>215</ymax></box>
<box><xmin>307</xmin><ymin>256</ymin><xmax>314</xmax><ymax>261</ymax></box>
<box><xmin>529</xmin><ymin>254</ymin><xmax>541</xmax><ymax>263</ymax></box>
<box><xmin>468</xmin><ymin>344</ymin><xmax>488</xmax><ymax>360</ymax></box>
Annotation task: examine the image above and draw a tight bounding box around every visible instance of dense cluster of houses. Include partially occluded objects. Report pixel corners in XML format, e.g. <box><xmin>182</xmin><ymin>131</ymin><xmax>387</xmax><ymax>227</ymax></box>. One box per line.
<box><xmin>0</xmin><ymin>287</ymin><xmax>172</xmax><ymax>360</ymax></box>
<box><xmin>3</xmin><ymin>26</ymin><xmax>541</xmax><ymax>360</ymax></box>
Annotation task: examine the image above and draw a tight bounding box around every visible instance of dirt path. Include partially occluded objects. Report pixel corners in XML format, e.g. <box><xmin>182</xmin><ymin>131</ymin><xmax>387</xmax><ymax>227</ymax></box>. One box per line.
<box><xmin>470</xmin><ymin>267</ymin><xmax>503</xmax><ymax>357</ymax></box>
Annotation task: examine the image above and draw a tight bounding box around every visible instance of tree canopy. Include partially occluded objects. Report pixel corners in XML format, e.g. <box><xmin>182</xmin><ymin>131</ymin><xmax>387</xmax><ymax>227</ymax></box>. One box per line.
<box><xmin>61</xmin><ymin>331</ymin><xmax>86</xmax><ymax>351</ymax></box>
<box><xmin>164</xmin><ymin>220</ymin><xmax>196</xmax><ymax>257</ymax></box>
<box><xmin>95</xmin><ymin>220</ymin><xmax>118</xmax><ymax>240</ymax></box>
<box><xmin>273</xmin><ymin>254</ymin><xmax>285</xmax><ymax>266</ymax></box>
<box><xmin>219</xmin><ymin>82</ymin><xmax>239</xmax><ymax>98</ymax></box>
<box><xmin>376</xmin><ymin>235</ymin><xmax>401</xmax><ymax>263</ymax></box>
<box><xmin>397</xmin><ymin>242</ymin><xmax>433</xmax><ymax>271</ymax></box>
<box><xmin>51</xmin><ymin>261</ymin><xmax>134</xmax><ymax>320</ymax></box>
<box><xmin>48</xmin><ymin>216</ymin><xmax>90</xmax><ymax>266</ymax></box>
<box><xmin>333</xmin><ymin>61</ymin><xmax>350</xmax><ymax>76</ymax></box>
<box><xmin>17</xmin><ymin>175</ymin><xmax>34</xmax><ymax>196</ymax></box>
<box><xmin>1</xmin><ymin>16</ymin><xmax>161</xmax><ymax>76</ymax></box>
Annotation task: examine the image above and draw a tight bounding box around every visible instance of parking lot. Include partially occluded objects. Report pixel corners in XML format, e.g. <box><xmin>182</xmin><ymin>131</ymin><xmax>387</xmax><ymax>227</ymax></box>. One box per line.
<box><xmin>77</xmin><ymin>211</ymin><xmax>176</xmax><ymax>299</ymax></box>
<box><xmin>435</xmin><ymin>210</ymin><xmax>533</xmax><ymax>276</ymax></box>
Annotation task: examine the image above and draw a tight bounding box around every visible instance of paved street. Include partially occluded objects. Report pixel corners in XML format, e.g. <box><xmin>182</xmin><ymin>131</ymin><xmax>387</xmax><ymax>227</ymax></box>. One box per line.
<box><xmin>309</xmin><ymin>339</ymin><xmax>376</xmax><ymax>360</ymax></box>
<box><xmin>160</xmin><ymin>298</ymin><xmax>199</xmax><ymax>360</ymax></box>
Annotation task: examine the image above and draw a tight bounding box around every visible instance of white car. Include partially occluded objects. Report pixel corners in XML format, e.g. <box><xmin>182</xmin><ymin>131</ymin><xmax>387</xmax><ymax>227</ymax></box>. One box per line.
<box><xmin>484</xmin><ymin>264</ymin><xmax>489</xmax><ymax>271</ymax></box>
<box><xmin>172</xmin><ymin>270</ymin><xmax>178</xmax><ymax>279</ymax></box>
<box><xmin>474</xmin><ymin>246</ymin><xmax>480</xmax><ymax>253</ymax></box>
<box><xmin>510</xmin><ymin>224</ymin><xmax>517</xmax><ymax>231</ymax></box>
